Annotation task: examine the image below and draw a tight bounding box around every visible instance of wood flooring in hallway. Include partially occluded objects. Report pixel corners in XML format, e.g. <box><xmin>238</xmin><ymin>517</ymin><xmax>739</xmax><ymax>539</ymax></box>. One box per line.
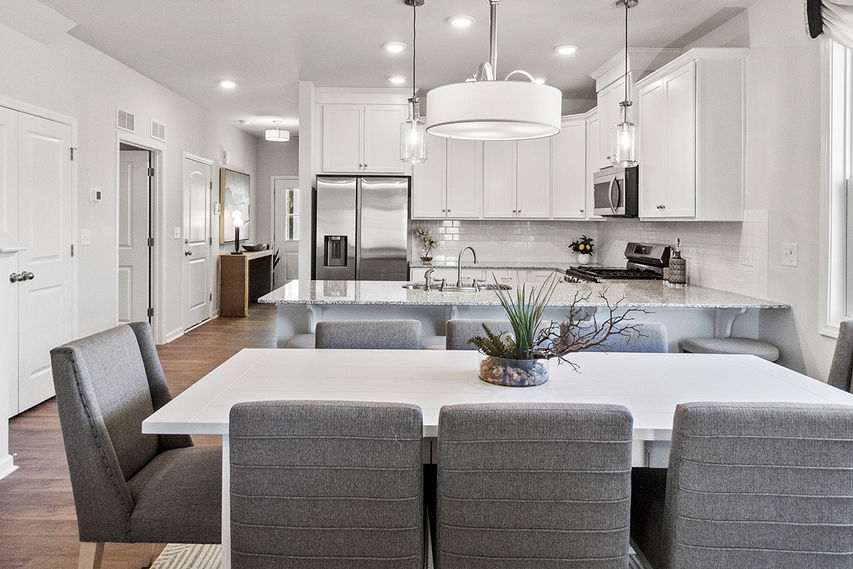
<box><xmin>0</xmin><ymin>305</ymin><xmax>277</xmax><ymax>569</ymax></box>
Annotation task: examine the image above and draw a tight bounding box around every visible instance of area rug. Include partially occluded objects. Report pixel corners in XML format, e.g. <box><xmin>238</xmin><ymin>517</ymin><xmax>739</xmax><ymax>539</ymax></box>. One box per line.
<box><xmin>151</xmin><ymin>543</ymin><xmax>646</xmax><ymax>569</ymax></box>
<box><xmin>150</xmin><ymin>544</ymin><xmax>220</xmax><ymax>569</ymax></box>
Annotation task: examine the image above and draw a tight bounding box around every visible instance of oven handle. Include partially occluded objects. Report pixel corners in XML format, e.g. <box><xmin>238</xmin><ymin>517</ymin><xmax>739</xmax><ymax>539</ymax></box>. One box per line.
<box><xmin>608</xmin><ymin>176</ymin><xmax>618</xmax><ymax>214</ymax></box>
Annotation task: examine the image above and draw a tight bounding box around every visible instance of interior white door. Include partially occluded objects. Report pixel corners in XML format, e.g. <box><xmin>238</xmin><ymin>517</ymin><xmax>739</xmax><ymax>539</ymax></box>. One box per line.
<box><xmin>273</xmin><ymin>178</ymin><xmax>300</xmax><ymax>287</ymax></box>
<box><xmin>0</xmin><ymin>107</ymin><xmax>20</xmax><ymax>417</ymax></box>
<box><xmin>17</xmin><ymin>113</ymin><xmax>73</xmax><ymax>412</ymax></box>
<box><xmin>118</xmin><ymin>149</ymin><xmax>150</xmax><ymax>323</ymax></box>
<box><xmin>183</xmin><ymin>156</ymin><xmax>211</xmax><ymax>329</ymax></box>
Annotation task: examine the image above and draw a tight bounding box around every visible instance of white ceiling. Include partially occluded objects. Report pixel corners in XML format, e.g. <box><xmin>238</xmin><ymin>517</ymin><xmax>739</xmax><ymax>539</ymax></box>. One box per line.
<box><xmin>37</xmin><ymin>0</ymin><xmax>761</xmax><ymax>136</ymax></box>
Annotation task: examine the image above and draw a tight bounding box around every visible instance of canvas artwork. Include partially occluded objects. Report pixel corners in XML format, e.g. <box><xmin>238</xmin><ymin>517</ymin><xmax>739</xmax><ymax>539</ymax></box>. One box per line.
<box><xmin>220</xmin><ymin>168</ymin><xmax>251</xmax><ymax>243</ymax></box>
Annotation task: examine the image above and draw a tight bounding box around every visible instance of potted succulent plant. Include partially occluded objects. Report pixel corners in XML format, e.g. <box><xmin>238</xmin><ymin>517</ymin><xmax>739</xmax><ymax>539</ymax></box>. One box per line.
<box><xmin>415</xmin><ymin>226</ymin><xmax>438</xmax><ymax>263</ymax></box>
<box><xmin>468</xmin><ymin>273</ymin><xmax>646</xmax><ymax>387</ymax></box>
<box><xmin>570</xmin><ymin>235</ymin><xmax>595</xmax><ymax>265</ymax></box>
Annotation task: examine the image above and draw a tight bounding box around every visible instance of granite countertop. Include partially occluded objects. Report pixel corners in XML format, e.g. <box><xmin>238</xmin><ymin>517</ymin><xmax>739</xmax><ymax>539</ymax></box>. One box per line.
<box><xmin>259</xmin><ymin>279</ymin><xmax>790</xmax><ymax>309</ymax></box>
<box><xmin>410</xmin><ymin>261</ymin><xmax>573</xmax><ymax>271</ymax></box>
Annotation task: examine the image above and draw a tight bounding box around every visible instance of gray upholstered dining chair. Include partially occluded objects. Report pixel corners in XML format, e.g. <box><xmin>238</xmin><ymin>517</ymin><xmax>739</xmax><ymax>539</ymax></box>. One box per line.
<box><xmin>828</xmin><ymin>319</ymin><xmax>853</xmax><ymax>393</ymax></box>
<box><xmin>315</xmin><ymin>319</ymin><xmax>423</xmax><ymax>349</ymax></box>
<box><xmin>632</xmin><ymin>402</ymin><xmax>853</xmax><ymax>569</ymax></box>
<box><xmin>229</xmin><ymin>400</ymin><xmax>424</xmax><ymax>569</ymax></box>
<box><xmin>445</xmin><ymin>319</ymin><xmax>512</xmax><ymax>350</ymax></box>
<box><xmin>436</xmin><ymin>403</ymin><xmax>633</xmax><ymax>569</ymax></box>
<box><xmin>50</xmin><ymin>323</ymin><xmax>221</xmax><ymax>569</ymax></box>
<box><xmin>579</xmin><ymin>321</ymin><xmax>669</xmax><ymax>353</ymax></box>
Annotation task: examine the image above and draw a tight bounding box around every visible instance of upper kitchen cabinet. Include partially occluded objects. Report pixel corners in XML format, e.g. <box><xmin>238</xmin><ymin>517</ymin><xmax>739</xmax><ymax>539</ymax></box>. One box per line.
<box><xmin>636</xmin><ymin>48</ymin><xmax>748</xmax><ymax>221</ymax></box>
<box><xmin>483</xmin><ymin>138</ymin><xmax>550</xmax><ymax>219</ymax></box>
<box><xmin>317</xmin><ymin>89</ymin><xmax>409</xmax><ymax>174</ymax></box>
<box><xmin>589</xmin><ymin>49</ymin><xmax>680</xmax><ymax>170</ymax></box>
<box><xmin>412</xmin><ymin>133</ymin><xmax>482</xmax><ymax>219</ymax></box>
<box><xmin>552</xmin><ymin>115</ymin><xmax>588</xmax><ymax>220</ymax></box>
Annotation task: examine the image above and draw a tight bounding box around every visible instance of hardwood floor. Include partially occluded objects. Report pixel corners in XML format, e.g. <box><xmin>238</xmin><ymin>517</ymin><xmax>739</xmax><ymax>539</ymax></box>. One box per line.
<box><xmin>0</xmin><ymin>305</ymin><xmax>277</xmax><ymax>569</ymax></box>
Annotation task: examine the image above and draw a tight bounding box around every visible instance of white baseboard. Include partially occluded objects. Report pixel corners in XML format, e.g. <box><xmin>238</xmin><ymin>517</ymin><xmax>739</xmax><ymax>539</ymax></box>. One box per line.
<box><xmin>0</xmin><ymin>454</ymin><xmax>18</xmax><ymax>480</ymax></box>
<box><xmin>164</xmin><ymin>327</ymin><xmax>184</xmax><ymax>344</ymax></box>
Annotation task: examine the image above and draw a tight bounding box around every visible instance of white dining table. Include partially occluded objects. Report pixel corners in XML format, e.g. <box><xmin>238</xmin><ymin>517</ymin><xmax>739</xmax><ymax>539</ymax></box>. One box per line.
<box><xmin>142</xmin><ymin>349</ymin><xmax>853</xmax><ymax>569</ymax></box>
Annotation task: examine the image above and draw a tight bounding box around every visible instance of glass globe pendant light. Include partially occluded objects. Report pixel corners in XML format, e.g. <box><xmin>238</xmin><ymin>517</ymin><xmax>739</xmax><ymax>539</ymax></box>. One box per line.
<box><xmin>401</xmin><ymin>0</ymin><xmax>427</xmax><ymax>164</ymax></box>
<box><xmin>614</xmin><ymin>0</ymin><xmax>638</xmax><ymax>167</ymax></box>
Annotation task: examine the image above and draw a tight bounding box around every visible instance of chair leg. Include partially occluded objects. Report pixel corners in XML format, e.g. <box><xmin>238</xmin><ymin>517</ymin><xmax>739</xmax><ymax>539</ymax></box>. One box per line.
<box><xmin>78</xmin><ymin>542</ymin><xmax>104</xmax><ymax>569</ymax></box>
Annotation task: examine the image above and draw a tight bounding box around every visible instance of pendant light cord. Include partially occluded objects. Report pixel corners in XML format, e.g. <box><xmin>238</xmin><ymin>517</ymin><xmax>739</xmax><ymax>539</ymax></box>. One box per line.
<box><xmin>412</xmin><ymin>2</ymin><xmax>417</xmax><ymax>100</ymax></box>
<box><xmin>624</xmin><ymin>0</ymin><xmax>629</xmax><ymax>105</ymax></box>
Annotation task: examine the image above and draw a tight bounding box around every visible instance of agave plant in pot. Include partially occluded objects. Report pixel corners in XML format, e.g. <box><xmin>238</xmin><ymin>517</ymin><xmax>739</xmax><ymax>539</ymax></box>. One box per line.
<box><xmin>468</xmin><ymin>273</ymin><xmax>647</xmax><ymax>387</ymax></box>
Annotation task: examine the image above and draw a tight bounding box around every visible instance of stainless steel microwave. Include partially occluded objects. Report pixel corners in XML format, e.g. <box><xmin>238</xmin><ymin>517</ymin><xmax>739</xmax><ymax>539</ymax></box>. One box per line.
<box><xmin>593</xmin><ymin>165</ymin><xmax>639</xmax><ymax>217</ymax></box>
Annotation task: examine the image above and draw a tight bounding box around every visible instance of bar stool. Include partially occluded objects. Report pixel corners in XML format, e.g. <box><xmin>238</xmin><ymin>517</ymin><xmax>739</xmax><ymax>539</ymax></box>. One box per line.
<box><xmin>680</xmin><ymin>337</ymin><xmax>780</xmax><ymax>362</ymax></box>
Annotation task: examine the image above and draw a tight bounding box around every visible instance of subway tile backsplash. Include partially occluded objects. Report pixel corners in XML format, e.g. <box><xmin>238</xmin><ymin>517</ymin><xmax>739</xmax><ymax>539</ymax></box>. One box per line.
<box><xmin>411</xmin><ymin>209</ymin><xmax>769</xmax><ymax>299</ymax></box>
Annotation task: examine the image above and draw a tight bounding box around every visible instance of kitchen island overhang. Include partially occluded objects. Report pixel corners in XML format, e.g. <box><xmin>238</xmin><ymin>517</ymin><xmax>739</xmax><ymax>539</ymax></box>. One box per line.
<box><xmin>259</xmin><ymin>279</ymin><xmax>790</xmax><ymax>351</ymax></box>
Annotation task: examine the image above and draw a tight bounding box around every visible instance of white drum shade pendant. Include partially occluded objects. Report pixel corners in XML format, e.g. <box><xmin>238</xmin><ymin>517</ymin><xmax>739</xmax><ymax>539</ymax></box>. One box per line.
<box><xmin>426</xmin><ymin>0</ymin><xmax>562</xmax><ymax>141</ymax></box>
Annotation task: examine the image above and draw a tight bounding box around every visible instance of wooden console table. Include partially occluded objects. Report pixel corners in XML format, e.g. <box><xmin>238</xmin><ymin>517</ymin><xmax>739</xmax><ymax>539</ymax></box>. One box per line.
<box><xmin>219</xmin><ymin>250</ymin><xmax>273</xmax><ymax>317</ymax></box>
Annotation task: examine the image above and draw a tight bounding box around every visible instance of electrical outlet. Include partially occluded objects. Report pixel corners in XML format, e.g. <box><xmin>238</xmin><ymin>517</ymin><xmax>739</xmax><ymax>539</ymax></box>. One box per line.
<box><xmin>80</xmin><ymin>229</ymin><xmax>91</xmax><ymax>246</ymax></box>
<box><xmin>781</xmin><ymin>242</ymin><xmax>798</xmax><ymax>267</ymax></box>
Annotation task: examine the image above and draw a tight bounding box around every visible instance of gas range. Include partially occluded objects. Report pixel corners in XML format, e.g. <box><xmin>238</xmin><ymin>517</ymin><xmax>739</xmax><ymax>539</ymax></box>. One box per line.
<box><xmin>564</xmin><ymin>242</ymin><xmax>672</xmax><ymax>283</ymax></box>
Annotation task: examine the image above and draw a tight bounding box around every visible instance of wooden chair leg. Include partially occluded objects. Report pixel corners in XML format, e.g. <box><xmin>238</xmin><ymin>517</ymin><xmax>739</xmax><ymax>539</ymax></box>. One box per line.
<box><xmin>78</xmin><ymin>542</ymin><xmax>104</xmax><ymax>569</ymax></box>
<box><xmin>142</xmin><ymin>543</ymin><xmax>161</xmax><ymax>568</ymax></box>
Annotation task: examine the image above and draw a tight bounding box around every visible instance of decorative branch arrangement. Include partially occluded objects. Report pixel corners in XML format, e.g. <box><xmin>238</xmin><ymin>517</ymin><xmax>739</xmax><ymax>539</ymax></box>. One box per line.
<box><xmin>468</xmin><ymin>272</ymin><xmax>648</xmax><ymax>371</ymax></box>
<box><xmin>415</xmin><ymin>226</ymin><xmax>438</xmax><ymax>259</ymax></box>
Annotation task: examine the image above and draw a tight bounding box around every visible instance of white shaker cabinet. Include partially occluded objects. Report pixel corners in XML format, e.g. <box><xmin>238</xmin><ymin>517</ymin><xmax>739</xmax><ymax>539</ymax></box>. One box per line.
<box><xmin>483</xmin><ymin>139</ymin><xmax>550</xmax><ymax>219</ymax></box>
<box><xmin>552</xmin><ymin>116</ymin><xmax>588</xmax><ymax>220</ymax></box>
<box><xmin>320</xmin><ymin>103</ymin><xmax>407</xmax><ymax>174</ymax></box>
<box><xmin>483</xmin><ymin>141</ymin><xmax>516</xmax><ymax>218</ymax></box>
<box><xmin>411</xmin><ymin>135</ymin><xmax>482</xmax><ymax>219</ymax></box>
<box><xmin>596</xmin><ymin>78</ymin><xmax>623</xmax><ymax>169</ymax></box>
<box><xmin>636</xmin><ymin>48</ymin><xmax>747</xmax><ymax>221</ymax></box>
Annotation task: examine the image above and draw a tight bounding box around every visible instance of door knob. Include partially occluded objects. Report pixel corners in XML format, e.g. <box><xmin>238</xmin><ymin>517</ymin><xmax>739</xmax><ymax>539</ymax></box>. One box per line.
<box><xmin>185</xmin><ymin>251</ymin><xmax>193</xmax><ymax>256</ymax></box>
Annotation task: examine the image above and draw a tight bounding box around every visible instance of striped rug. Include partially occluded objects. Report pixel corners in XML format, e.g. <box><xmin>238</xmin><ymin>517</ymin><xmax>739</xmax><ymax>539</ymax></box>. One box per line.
<box><xmin>151</xmin><ymin>544</ymin><xmax>647</xmax><ymax>569</ymax></box>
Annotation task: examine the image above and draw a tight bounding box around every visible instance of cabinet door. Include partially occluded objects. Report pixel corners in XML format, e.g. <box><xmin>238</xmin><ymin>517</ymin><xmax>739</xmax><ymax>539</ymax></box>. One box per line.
<box><xmin>552</xmin><ymin>120</ymin><xmax>587</xmax><ymax>219</ymax></box>
<box><xmin>412</xmin><ymin>134</ymin><xmax>446</xmax><ymax>218</ymax></box>
<box><xmin>363</xmin><ymin>105</ymin><xmax>407</xmax><ymax>173</ymax></box>
<box><xmin>446</xmin><ymin>139</ymin><xmax>482</xmax><ymax>218</ymax></box>
<box><xmin>585</xmin><ymin>113</ymin><xmax>602</xmax><ymax>219</ymax></box>
<box><xmin>638</xmin><ymin>80</ymin><xmax>667</xmax><ymax>218</ymax></box>
<box><xmin>663</xmin><ymin>61</ymin><xmax>696</xmax><ymax>218</ymax></box>
<box><xmin>597</xmin><ymin>79</ymin><xmax>622</xmax><ymax>169</ymax></box>
<box><xmin>516</xmin><ymin>138</ymin><xmax>551</xmax><ymax>218</ymax></box>
<box><xmin>482</xmin><ymin>141</ymin><xmax>516</xmax><ymax>218</ymax></box>
<box><xmin>321</xmin><ymin>105</ymin><xmax>363</xmax><ymax>173</ymax></box>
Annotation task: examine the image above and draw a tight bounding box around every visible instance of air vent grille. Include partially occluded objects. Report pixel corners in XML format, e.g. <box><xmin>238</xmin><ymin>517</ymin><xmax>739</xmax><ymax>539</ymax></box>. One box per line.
<box><xmin>116</xmin><ymin>107</ymin><xmax>135</xmax><ymax>132</ymax></box>
<box><xmin>151</xmin><ymin>120</ymin><xmax>166</xmax><ymax>142</ymax></box>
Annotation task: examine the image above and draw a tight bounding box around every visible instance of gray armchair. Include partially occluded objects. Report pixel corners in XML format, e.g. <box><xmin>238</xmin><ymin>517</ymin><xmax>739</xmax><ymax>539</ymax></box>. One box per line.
<box><xmin>50</xmin><ymin>323</ymin><xmax>221</xmax><ymax>569</ymax></box>
<box><xmin>828</xmin><ymin>319</ymin><xmax>853</xmax><ymax>392</ymax></box>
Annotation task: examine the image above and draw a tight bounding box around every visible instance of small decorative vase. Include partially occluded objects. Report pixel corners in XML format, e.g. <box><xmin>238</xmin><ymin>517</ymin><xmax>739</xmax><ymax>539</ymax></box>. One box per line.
<box><xmin>420</xmin><ymin>246</ymin><xmax>433</xmax><ymax>264</ymax></box>
<box><xmin>420</xmin><ymin>256</ymin><xmax>433</xmax><ymax>264</ymax></box>
<box><xmin>478</xmin><ymin>355</ymin><xmax>549</xmax><ymax>387</ymax></box>
<box><xmin>577</xmin><ymin>253</ymin><xmax>592</xmax><ymax>265</ymax></box>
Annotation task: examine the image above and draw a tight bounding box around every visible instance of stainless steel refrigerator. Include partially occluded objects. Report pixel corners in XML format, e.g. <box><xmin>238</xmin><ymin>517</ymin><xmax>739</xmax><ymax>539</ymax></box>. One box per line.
<box><xmin>313</xmin><ymin>176</ymin><xmax>410</xmax><ymax>281</ymax></box>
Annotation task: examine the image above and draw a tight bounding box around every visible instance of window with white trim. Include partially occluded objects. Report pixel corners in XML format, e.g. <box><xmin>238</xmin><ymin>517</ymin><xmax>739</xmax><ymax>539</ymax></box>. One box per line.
<box><xmin>823</xmin><ymin>40</ymin><xmax>853</xmax><ymax>333</ymax></box>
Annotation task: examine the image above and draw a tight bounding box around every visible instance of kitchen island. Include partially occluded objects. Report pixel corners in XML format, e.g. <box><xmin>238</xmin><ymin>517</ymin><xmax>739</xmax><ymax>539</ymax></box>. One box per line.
<box><xmin>259</xmin><ymin>278</ymin><xmax>790</xmax><ymax>350</ymax></box>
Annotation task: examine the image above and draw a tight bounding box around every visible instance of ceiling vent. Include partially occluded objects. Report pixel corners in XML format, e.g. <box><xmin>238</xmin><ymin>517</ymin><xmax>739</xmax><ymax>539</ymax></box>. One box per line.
<box><xmin>151</xmin><ymin>120</ymin><xmax>166</xmax><ymax>142</ymax></box>
<box><xmin>116</xmin><ymin>107</ymin><xmax>135</xmax><ymax>133</ymax></box>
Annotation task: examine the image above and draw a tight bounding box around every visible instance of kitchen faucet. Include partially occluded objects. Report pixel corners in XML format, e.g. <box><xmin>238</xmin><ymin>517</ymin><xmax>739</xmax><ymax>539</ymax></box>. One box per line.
<box><xmin>456</xmin><ymin>247</ymin><xmax>478</xmax><ymax>287</ymax></box>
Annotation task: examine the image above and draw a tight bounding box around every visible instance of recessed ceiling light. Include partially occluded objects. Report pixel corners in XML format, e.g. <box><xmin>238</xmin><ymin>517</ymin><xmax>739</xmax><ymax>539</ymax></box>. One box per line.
<box><xmin>218</xmin><ymin>79</ymin><xmax>238</xmax><ymax>90</ymax></box>
<box><xmin>448</xmin><ymin>15</ymin><xmax>476</xmax><ymax>28</ymax></box>
<box><xmin>389</xmin><ymin>75</ymin><xmax>407</xmax><ymax>85</ymax></box>
<box><xmin>534</xmin><ymin>78</ymin><xmax>547</xmax><ymax>85</ymax></box>
<box><xmin>383</xmin><ymin>41</ymin><xmax>407</xmax><ymax>53</ymax></box>
<box><xmin>554</xmin><ymin>45</ymin><xmax>578</xmax><ymax>56</ymax></box>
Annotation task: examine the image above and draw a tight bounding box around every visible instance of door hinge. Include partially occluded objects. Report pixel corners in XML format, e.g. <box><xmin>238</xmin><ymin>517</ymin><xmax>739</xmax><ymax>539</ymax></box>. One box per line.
<box><xmin>147</xmin><ymin>237</ymin><xmax>154</xmax><ymax>247</ymax></box>
<box><xmin>209</xmin><ymin>293</ymin><xmax>213</xmax><ymax>301</ymax></box>
<box><xmin>209</xmin><ymin>181</ymin><xmax>213</xmax><ymax>190</ymax></box>
<box><xmin>209</xmin><ymin>236</ymin><xmax>213</xmax><ymax>246</ymax></box>
<box><xmin>147</xmin><ymin>307</ymin><xmax>154</xmax><ymax>318</ymax></box>
<box><xmin>147</xmin><ymin>167</ymin><xmax>155</xmax><ymax>177</ymax></box>
<box><xmin>70</xmin><ymin>147</ymin><xmax>77</xmax><ymax>161</ymax></box>
<box><xmin>70</xmin><ymin>244</ymin><xmax>75</xmax><ymax>257</ymax></box>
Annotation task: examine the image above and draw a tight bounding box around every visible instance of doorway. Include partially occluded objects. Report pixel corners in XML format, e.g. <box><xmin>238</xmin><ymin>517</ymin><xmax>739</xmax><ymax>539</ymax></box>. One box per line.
<box><xmin>272</xmin><ymin>176</ymin><xmax>300</xmax><ymax>287</ymax></box>
<box><xmin>118</xmin><ymin>143</ymin><xmax>153</xmax><ymax>324</ymax></box>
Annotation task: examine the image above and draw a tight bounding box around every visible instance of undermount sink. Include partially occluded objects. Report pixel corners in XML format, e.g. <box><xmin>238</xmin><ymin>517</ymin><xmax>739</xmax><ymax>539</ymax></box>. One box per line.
<box><xmin>401</xmin><ymin>283</ymin><xmax>511</xmax><ymax>292</ymax></box>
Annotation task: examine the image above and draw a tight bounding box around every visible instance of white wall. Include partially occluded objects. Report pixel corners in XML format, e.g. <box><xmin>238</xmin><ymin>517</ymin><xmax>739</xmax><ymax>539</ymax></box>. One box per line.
<box><xmin>0</xmin><ymin>22</ymin><xmax>257</xmax><ymax>341</ymax></box>
<box><xmin>255</xmin><ymin>137</ymin><xmax>299</xmax><ymax>244</ymax></box>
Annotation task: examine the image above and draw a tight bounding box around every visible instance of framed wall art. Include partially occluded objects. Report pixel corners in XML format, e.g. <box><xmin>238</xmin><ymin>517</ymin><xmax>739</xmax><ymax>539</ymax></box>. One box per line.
<box><xmin>219</xmin><ymin>168</ymin><xmax>251</xmax><ymax>243</ymax></box>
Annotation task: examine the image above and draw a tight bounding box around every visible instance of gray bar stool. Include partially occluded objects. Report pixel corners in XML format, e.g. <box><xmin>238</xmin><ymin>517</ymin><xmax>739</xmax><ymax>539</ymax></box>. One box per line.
<box><xmin>680</xmin><ymin>337</ymin><xmax>780</xmax><ymax>361</ymax></box>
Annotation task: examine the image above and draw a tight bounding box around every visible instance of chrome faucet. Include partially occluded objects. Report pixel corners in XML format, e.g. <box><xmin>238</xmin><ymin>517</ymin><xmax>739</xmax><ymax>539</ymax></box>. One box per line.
<box><xmin>456</xmin><ymin>247</ymin><xmax>478</xmax><ymax>287</ymax></box>
<box><xmin>424</xmin><ymin>268</ymin><xmax>435</xmax><ymax>290</ymax></box>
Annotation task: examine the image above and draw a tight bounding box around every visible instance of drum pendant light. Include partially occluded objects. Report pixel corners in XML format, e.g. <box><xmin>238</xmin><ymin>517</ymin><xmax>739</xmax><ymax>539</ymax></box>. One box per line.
<box><xmin>401</xmin><ymin>0</ymin><xmax>427</xmax><ymax>164</ymax></box>
<box><xmin>614</xmin><ymin>0</ymin><xmax>638</xmax><ymax>167</ymax></box>
<box><xmin>426</xmin><ymin>0</ymin><xmax>562</xmax><ymax>141</ymax></box>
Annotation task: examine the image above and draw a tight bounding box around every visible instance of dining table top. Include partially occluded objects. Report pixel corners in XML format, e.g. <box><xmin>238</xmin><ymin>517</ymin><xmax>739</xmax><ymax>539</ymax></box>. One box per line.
<box><xmin>143</xmin><ymin>349</ymin><xmax>853</xmax><ymax>440</ymax></box>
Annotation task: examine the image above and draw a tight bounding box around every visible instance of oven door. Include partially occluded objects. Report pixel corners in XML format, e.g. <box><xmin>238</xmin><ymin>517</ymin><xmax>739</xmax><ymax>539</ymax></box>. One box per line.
<box><xmin>593</xmin><ymin>171</ymin><xmax>625</xmax><ymax>216</ymax></box>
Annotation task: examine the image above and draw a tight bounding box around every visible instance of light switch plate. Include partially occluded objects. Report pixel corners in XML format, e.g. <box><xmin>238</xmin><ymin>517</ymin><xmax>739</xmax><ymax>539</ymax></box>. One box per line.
<box><xmin>781</xmin><ymin>242</ymin><xmax>798</xmax><ymax>267</ymax></box>
<box><xmin>174</xmin><ymin>227</ymin><xmax>181</xmax><ymax>239</ymax></box>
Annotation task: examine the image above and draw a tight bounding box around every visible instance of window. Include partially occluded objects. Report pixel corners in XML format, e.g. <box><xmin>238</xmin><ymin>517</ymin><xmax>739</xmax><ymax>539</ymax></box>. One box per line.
<box><xmin>822</xmin><ymin>40</ymin><xmax>853</xmax><ymax>334</ymax></box>
<box><xmin>285</xmin><ymin>188</ymin><xmax>299</xmax><ymax>241</ymax></box>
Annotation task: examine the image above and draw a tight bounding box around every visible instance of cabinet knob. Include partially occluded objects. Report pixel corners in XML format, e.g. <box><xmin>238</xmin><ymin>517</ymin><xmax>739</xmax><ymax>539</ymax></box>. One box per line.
<box><xmin>25</xmin><ymin>271</ymin><xmax>34</xmax><ymax>281</ymax></box>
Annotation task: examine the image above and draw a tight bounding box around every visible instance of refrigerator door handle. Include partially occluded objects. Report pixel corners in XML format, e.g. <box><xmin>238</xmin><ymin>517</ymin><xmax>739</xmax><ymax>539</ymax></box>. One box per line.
<box><xmin>354</xmin><ymin>178</ymin><xmax>362</xmax><ymax>280</ymax></box>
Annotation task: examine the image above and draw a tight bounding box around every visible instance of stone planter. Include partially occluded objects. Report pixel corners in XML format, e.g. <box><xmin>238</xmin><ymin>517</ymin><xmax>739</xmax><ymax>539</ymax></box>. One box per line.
<box><xmin>478</xmin><ymin>355</ymin><xmax>549</xmax><ymax>387</ymax></box>
<box><xmin>577</xmin><ymin>253</ymin><xmax>592</xmax><ymax>265</ymax></box>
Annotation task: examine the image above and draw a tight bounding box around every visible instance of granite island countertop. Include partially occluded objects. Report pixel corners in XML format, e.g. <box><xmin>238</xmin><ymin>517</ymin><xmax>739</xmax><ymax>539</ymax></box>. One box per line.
<box><xmin>259</xmin><ymin>279</ymin><xmax>790</xmax><ymax>309</ymax></box>
<box><xmin>410</xmin><ymin>261</ymin><xmax>573</xmax><ymax>271</ymax></box>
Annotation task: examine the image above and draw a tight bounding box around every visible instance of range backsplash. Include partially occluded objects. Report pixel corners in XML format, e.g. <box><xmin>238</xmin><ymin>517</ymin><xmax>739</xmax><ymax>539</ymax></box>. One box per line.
<box><xmin>411</xmin><ymin>210</ymin><xmax>768</xmax><ymax>299</ymax></box>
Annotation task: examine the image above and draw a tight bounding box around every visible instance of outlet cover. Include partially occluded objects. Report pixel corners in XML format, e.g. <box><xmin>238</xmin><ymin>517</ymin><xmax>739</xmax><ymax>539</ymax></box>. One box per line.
<box><xmin>781</xmin><ymin>242</ymin><xmax>798</xmax><ymax>267</ymax></box>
